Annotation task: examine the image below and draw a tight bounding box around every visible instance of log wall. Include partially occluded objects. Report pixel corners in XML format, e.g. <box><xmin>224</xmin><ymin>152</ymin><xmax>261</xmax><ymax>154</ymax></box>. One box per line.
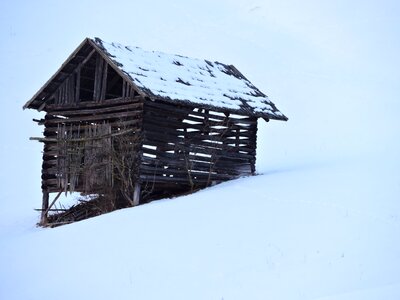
<box><xmin>140</xmin><ymin>100</ymin><xmax>258</xmax><ymax>200</ymax></box>
<box><xmin>39</xmin><ymin>96</ymin><xmax>259</xmax><ymax>205</ymax></box>
<box><xmin>33</xmin><ymin>46</ymin><xmax>260</xmax><ymax>224</ymax></box>
<box><xmin>40</xmin><ymin>97</ymin><xmax>143</xmax><ymax>194</ymax></box>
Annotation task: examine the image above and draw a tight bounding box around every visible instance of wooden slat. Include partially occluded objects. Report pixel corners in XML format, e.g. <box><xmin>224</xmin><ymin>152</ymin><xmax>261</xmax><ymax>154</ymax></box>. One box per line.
<box><xmin>145</xmin><ymin>100</ymin><xmax>257</xmax><ymax>124</ymax></box>
<box><xmin>140</xmin><ymin>162</ymin><xmax>247</xmax><ymax>177</ymax></box>
<box><xmin>43</xmin><ymin>109</ymin><xmax>142</xmax><ymax>124</ymax></box>
<box><xmin>100</xmin><ymin>61</ymin><xmax>108</xmax><ymax>101</ymax></box>
<box><xmin>48</xmin><ymin>102</ymin><xmax>143</xmax><ymax>116</ymax></box>
<box><xmin>43</xmin><ymin>119</ymin><xmax>142</xmax><ymax>135</ymax></box>
<box><xmin>31</xmin><ymin>127</ymin><xmax>138</xmax><ymax>143</ymax></box>
<box><xmin>46</xmin><ymin>96</ymin><xmax>142</xmax><ymax>111</ymax></box>
<box><xmin>93</xmin><ymin>54</ymin><xmax>102</xmax><ymax>101</ymax></box>
<box><xmin>75</xmin><ymin>66</ymin><xmax>81</xmax><ymax>104</ymax></box>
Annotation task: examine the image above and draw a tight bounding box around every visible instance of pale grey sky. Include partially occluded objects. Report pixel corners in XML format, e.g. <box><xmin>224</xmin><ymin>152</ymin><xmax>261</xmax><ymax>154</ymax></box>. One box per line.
<box><xmin>0</xmin><ymin>0</ymin><xmax>399</xmax><ymax>210</ymax></box>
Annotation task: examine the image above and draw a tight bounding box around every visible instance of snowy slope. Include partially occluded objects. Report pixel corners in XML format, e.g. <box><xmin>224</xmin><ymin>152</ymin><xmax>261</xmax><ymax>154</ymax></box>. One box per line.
<box><xmin>1</xmin><ymin>0</ymin><xmax>400</xmax><ymax>299</ymax></box>
<box><xmin>1</xmin><ymin>150</ymin><xmax>399</xmax><ymax>300</ymax></box>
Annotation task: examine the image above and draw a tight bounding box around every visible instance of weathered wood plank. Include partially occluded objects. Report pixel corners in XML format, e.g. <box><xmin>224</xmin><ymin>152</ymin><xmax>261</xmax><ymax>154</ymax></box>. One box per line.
<box><xmin>31</xmin><ymin>127</ymin><xmax>138</xmax><ymax>143</ymax></box>
<box><xmin>143</xmin><ymin>114</ymin><xmax>253</xmax><ymax>133</ymax></box>
<box><xmin>48</xmin><ymin>102</ymin><xmax>143</xmax><ymax>116</ymax></box>
<box><xmin>143</xmin><ymin>129</ymin><xmax>256</xmax><ymax>148</ymax></box>
<box><xmin>40</xmin><ymin>189</ymin><xmax>49</xmax><ymax>225</ymax></box>
<box><xmin>75</xmin><ymin>66</ymin><xmax>81</xmax><ymax>104</ymax></box>
<box><xmin>43</xmin><ymin>119</ymin><xmax>142</xmax><ymax>135</ymax></box>
<box><xmin>93</xmin><ymin>54</ymin><xmax>103</xmax><ymax>101</ymax></box>
<box><xmin>133</xmin><ymin>182</ymin><xmax>140</xmax><ymax>206</ymax></box>
<box><xmin>100</xmin><ymin>62</ymin><xmax>108</xmax><ymax>101</ymax></box>
<box><xmin>43</xmin><ymin>110</ymin><xmax>142</xmax><ymax>124</ymax></box>
<box><xmin>46</xmin><ymin>96</ymin><xmax>142</xmax><ymax>111</ymax></box>
<box><xmin>145</xmin><ymin>100</ymin><xmax>258</xmax><ymax>124</ymax></box>
<box><xmin>140</xmin><ymin>173</ymin><xmax>236</xmax><ymax>183</ymax></box>
<box><xmin>140</xmin><ymin>163</ymin><xmax>247</xmax><ymax>177</ymax></box>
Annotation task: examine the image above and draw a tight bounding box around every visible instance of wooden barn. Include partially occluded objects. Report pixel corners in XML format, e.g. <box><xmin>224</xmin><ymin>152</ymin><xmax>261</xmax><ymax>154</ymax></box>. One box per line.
<box><xmin>24</xmin><ymin>37</ymin><xmax>287</xmax><ymax>226</ymax></box>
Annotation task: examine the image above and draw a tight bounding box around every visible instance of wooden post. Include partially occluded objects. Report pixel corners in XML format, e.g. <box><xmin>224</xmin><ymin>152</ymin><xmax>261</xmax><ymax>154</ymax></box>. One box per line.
<box><xmin>122</xmin><ymin>80</ymin><xmax>126</xmax><ymax>100</ymax></box>
<box><xmin>40</xmin><ymin>189</ymin><xmax>49</xmax><ymax>226</ymax></box>
<box><xmin>93</xmin><ymin>54</ymin><xmax>104</xmax><ymax>101</ymax></box>
<box><xmin>133</xmin><ymin>182</ymin><xmax>141</xmax><ymax>206</ymax></box>
<box><xmin>100</xmin><ymin>63</ymin><xmax>108</xmax><ymax>101</ymax></box>
<box><xmin>250</xmin><ymin>117</ymin><xmax>258</xmax><ymax>175</ymax></box>
<box><xmin>75</xmin><ymin>66</ymin><xmax>81</xmax><ymax>104</ymax></box>
<box><xmin>250</xmin><ymin>160</ymin><xmax>256</xmax><ymax>174</ymax></box>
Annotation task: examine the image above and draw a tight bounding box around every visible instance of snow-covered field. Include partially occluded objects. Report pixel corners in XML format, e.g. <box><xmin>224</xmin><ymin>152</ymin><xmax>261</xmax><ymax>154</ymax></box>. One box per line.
<box><xmin>1</xmin><ymin>150</ymin><xmax>400</xmax><ymax>300</ymax></box>
<box><xmin>0</xmin><ymin>0</ymin><xmax>399</xmax><ymax>299</ymax></box>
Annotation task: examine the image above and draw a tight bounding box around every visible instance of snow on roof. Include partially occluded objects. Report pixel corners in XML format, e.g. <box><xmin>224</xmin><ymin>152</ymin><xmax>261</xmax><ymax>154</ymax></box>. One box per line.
<box><xmin>94</xmin><ymin>38</ymin><xmax>287</xmax><ymax>120</ymax></box>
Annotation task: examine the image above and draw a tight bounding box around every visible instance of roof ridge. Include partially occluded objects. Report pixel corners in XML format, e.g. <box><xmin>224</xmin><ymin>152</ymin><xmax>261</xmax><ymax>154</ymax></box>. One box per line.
<box><xmin>24</xmin><ymin>37</ymin><xmax>287</xmax><ymax>121</ymax></box>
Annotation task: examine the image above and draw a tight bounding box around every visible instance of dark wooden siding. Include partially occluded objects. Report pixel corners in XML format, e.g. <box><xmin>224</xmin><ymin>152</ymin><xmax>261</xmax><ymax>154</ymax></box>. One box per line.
<box><xmin>140</xmin><ymin>100</ymin><xmax>258</xmax><ymax>200</ymax></box>
<box><xmin>40</xmin><ymin>97</ymin><xmax>143</xmax><ymax>194</ymax></box>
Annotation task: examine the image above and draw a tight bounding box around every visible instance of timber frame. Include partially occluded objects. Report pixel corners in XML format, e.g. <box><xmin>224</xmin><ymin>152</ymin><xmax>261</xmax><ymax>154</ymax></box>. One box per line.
<box><xmin>24</xmin><ymin>38</ymin><xmax>287</xmax><ymax>226</ymax></box>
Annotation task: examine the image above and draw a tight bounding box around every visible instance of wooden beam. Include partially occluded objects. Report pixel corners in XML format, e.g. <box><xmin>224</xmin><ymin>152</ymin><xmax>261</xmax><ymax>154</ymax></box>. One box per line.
<box><xmin>40</xmin><ymin>189</ymin><xmax>49</xmax><ymax>226</ymax></box>
<box><xmin>93</xmin><ymin>54</ymin><xmax>102</xmax><ymax>101</ymax></box>
<box><xmin>43</xmin><ymin>191</ymin><xmax>63</xmax><ymax>217</ymax></box>
<box><xmin>133</xmin><ymin>182</ymin><xmax>141</xmax><ymax>206</ymax></box>
<box><xmin>46</xmin><ymin>96</ymin><xmax>142</xmax><ymax>111</ymax></box>
<box><xmin>41</xmin><ymin>109</ymin><xmax>142</xmax><ymax>124</ymax></box>
<box><xmin>79</xmin><ymin>48</ymin><xmax>96</xmax><ymax>68</ymax></box>
<box><xmin>122</xmin><ymin>80</ymin><xmax>126</xmax><ymax>99</ymax></box>
<box><xmin>75</xmin><ymin>66</ymin><xmax>81</xmax><ymax>104</ymax></box>
<box><xmin>100</xmin><ymin>62</ymin><xmax>108</xmax><ymax>101</ymax></box>
<box><xmin>30</xmin><ymin>127</ymin><xmax>138</xmax><ymax>143</ymax></box>
<box><xmin>48</xmin><ymin>102</ymin><xmax>142</xmax><ymax>116</ymax></box>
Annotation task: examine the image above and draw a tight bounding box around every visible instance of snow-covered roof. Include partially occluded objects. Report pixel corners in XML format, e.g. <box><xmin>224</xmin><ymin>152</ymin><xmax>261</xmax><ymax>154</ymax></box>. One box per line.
<box><xmin>93</xmin><ymin>38</ymin><xmax>286</xmax><ymax>120</ymax></box>
<box><xmin>24</xmin><ymin>38</ymin><xmax>287</xmax><ymax>120</ymax></box>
